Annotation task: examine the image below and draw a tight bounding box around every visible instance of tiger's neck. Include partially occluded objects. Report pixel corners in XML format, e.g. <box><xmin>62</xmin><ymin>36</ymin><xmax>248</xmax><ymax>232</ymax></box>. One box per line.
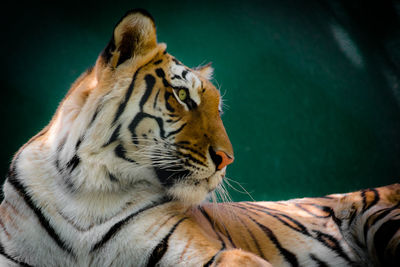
<box><xmin>2</xmin><ymin>72</ymin><xmax>169</xmax><ymax>229</ymax></box>
<box><xmin>7</xmin><ymin>137</ymin><xmax>167</xmax><ymax>230</ymax></box>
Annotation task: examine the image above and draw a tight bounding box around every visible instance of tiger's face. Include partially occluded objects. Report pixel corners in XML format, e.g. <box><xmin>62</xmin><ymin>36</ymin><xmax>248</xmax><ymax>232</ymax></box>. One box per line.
<box><xmin>68</xmin><ymin>10</ymin><xmax>233</xmax><ymax>204</ymax></box>
<box><xmin>139</xmin><ymin>55</ymin><xmax>234</xmax><ymax>196</ymax></box>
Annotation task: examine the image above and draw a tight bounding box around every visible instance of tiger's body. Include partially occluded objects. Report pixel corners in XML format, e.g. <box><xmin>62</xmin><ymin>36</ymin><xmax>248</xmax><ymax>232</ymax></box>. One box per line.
<box><xmin>0</xmin><ymin>9</ymin><xmax>399</xmax><ymax>267</ymax></box>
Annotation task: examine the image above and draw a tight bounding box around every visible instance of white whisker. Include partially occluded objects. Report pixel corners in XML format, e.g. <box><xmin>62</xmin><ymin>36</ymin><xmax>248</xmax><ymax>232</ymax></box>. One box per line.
<box><xmin>224</xmin><ymin>177</ymin><xmax>255</xmax><ymax>201</ymax></box>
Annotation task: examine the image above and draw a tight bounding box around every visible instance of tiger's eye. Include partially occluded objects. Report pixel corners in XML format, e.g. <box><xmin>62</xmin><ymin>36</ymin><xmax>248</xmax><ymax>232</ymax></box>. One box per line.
<box><xmin>178</xmin><ymin>89</ymin><xmax>187</xmax><ymax>101</ymax></box>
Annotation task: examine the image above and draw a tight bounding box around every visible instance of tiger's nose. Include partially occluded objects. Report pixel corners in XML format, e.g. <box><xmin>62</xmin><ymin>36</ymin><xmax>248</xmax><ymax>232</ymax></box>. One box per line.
<box><xmin>209</xmin><ymin>147</ymin><xmax>234</xmax><ymax>171</ymax></box>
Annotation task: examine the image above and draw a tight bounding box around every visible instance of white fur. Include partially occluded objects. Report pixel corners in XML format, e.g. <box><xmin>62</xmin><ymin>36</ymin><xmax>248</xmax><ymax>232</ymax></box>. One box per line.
<box><xmin>169</xmin><ymin>63</ymin><xmax>202</xmax><ymax>107</ymax></box>
<box><xmin>0</xmin><ymin>49</ymin><xmax>228</xmax><ymax>266</ymax></box>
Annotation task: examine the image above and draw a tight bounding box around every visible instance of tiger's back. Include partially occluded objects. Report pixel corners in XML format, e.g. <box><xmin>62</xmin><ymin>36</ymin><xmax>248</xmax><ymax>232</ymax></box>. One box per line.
<box><xmin>1</xmin><ymin>181</ymin><xmax>399</xmax><ymax>266</ymax></box>
<box><xmin>195</xmin><ymin>183</ymin><xmax>400</xmax><ymax>266</ymax></box>
<box><xmin>0</xmin><ymin>9</ymin><xmax>399</xmax><ymax>267</ymax></box>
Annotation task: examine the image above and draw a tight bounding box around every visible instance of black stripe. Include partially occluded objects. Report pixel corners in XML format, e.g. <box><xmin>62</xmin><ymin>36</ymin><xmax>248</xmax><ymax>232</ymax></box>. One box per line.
<box><xmin>65</xmin><ymin>138</ymin><xmax>82</xmax><ymax>173</ymax></box>
<box><xmin>236</xmin><ymin>216</ymin><xmax>265</xmax><ymax>259</ymax></box>
<box><xmin>164</xmin><ymin>91</ymin><xmax>175</xmax><ymax>112</ymax></box>
<box><xmin>312</xmin><ymin>230</ymin><xmax>355</xmax><ymax>265</ymax></box>
<box><xmin>55</xmin><ymin>136</ymin><xmax>68</xmax><ymax>172</ymax></box>
<box><xmin>162</xmin><ymin>77</ymin><xmax>170</xmax><ymax>87</ymax></box>
<box><xmin>65</xmin><ymin>139</ymin><xmax>83</xmax><ymax>174</ymax></box>
<box><xmin>182</xmin><ymin>70</ymin><xmax>188</xmax><ymax>79</ymax></box>
<box><xmin>364</xmin><ymin>202</ymin><xmax>400</xmax><ymax>245</ymax></box>
<box><xmin>230</xmin><ymin>203</ymin><xmax>260</xmax><ymax>217</ymax></box>
<box><xmin>65</xmin><ymin>154</ymin><xmax>80</xmax><ymax>173</ymax></box>
<box><xmin>146</xmin><ymin>217</ymin><xmax>187</xmax><ymax>267</ymax></box>
<box><xmin>175</xmin><ymin>144</ymin><xmax>206</xmax><ymax>160</ymax></box>
<box><xmin>75</xmin><ymin>138</ymin><xmax>82</xmax><ymax>150</ymax></box>
<box><xmin>155</xmin><ymin>68</ymin><xmax>165</xmax><ymax>78</ymax></box>
<box><xmin>140</xmin><ymin>75</ymin><xmax>156</xmax><ymax>110</ymax></box>
<box><xmin>198</xmin><ymin>207</ymin><xmax>226</xmax><ymax>249</ymax></box>
<box><xmin>203</xmin><ymin>252</ymin><xmax>219</xmax><ymax>267</ymax></box>
<box><xmin>115</xmin><ymin>144</ymin><xmax>135</xmax><ymax>163</ymax></box>
<box><xmin>203</xmin><ymin>256</ymin><xmax>216</xmax><ymax>267</ymax></box>
<box><xmin>249</xmin><ymin>216</ymin><xmax>299</xmax><ymax>267</ymax></box>
<box><xmin>171</xmin><ymin>74</ymin><xmax>182</xmax><ymax>80</ymax></box>
<box><xmin>112</xmin><ymin>66</ymin><xmax>142</xmax><ymax>124</ymax></box>
<box><xmin>153</xmin><ymin>89</ymin><xmax>160</xmax><ymax>109</ymax></box>
<box><xmin>374</xmin><ymin>219</ymin><xmax>400</xmax><ymax>265</ymax></box>
<box><xmin>7</xmin><ymin>169</ymin><xmax>74</xmax><ymax>256</ymax></box>
<box><xmin>153</xmin><ymin>166</ymin><xmax>191</xmax><ymax>187</ymax></box>
<box><xmin>242</xmin><ymin>203</ymin><xmax>311</xmax><ymax>237</ymax></box>
<box><xmin>176</xmin><ymin>141</ymin><xmax>190</xmax><ymax>145</ymax></box>
<box><xmin>311</xmin><ymin>204</ymin><xmax>342</xmax><ymax>227</ymax></box>
<box><xmin>166</xmin><ymin>123</ymin><xmax>187</xmax><ymax>138</ymax></box>
<box><xmin>222</xmin><ymin>225</ymin><xmax>236</xmax><ymax>248</ymax></box>
<box><xmin>348</xmin><ymin>205</ymin><xmax>358</xmax><ymax>227</ymax></box>
<box><xmin>371</xmin><ymin>202</ymin><xmax>400</xmax><ymax>227</ymax></box>
<box><xmin>294</xmin><ymin>203</ymin><xmax>343</xmax><ymax>228</ymax></box>
<box><xmin>90</xmin><ymin>197</ymin><xmax>171</xmax><ymax>252</ymax></box>
<box><xmin>175</xmin><ymin>150</ymin><xmax>207</xmax><ymax>167</ymax></box>
<box><xmin>54</xmin><ymin>137</ymin><xmax>76</xmax><ymax>192</ymax></box>
<box><xmin>108</xmin><ymin>172</ymin><xmax>118</xmax><ymax>182</ymax></box>
<box><xmin>88</xmin><ymin>105</ymin><xmax>101</xmax><ymax>127</ymax></box>
<box><xmin>203</xmin><ymin>248</ymin><xmax>225</xmax><ymax>267</ymax></box>
<box><xmin>361</xmin><ymin>188</ymin><xmax>380</xmax><ymax>212</ymax></box>
<box><xmin>104</xmin><ymin>124</ymin><xmax>121</xmax><ymax>147</ymax></box>
<box><xmin>0</xmin><ymin>241</ymin><xmax>33</xmax><ymax>267</ymax></box>
<box><xmin>309</xmin><ymin>253</ymin><xmax>329</xmax><ymax>267</ymax></box>
<box><xmin>185</xmin><ymin>97</ymin><xmax>198</xmax><ymax>110</ymax></box>
<box><xmin>166</xmin><ymin>118</ymin><xmax>181</xmax><ymax>123</ymax></box>
<box><xmin>294</xmin><ymin>203</ymin><xmax>332</xmax><ymax>219</ymax></box>
<box><xmin>243</xmin><ymin>202</ymin><xmax>281</xmax><ymax>212</ymax></box>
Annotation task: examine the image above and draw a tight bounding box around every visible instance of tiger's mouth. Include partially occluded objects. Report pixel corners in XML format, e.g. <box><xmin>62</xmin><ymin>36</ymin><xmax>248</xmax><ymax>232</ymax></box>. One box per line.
<box><xmin>156</xmin><ymin>164</ymin><xmax>225</xmax><ymax>204</ymax></box>
<box><xmin>154</xmin><ymin>165</ymin><xmax>221</xmax><ymax>188</ymax></box>
<box><xmin>154</xmin><ymin>166</ymin><xmax>192</xmax><ymax>187</ymax></box>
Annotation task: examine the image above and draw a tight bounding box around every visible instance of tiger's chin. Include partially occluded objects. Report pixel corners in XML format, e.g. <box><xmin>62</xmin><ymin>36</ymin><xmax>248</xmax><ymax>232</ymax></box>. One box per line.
<box><xmin>164</xmin><ymin>171</ymin><xmax>225</xmax><ymax>206</ymax></box>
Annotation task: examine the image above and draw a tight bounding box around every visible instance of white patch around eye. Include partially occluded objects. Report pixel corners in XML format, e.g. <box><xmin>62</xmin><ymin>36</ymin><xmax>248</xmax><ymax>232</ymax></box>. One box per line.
<box><xmin>168</xmin><ymin>63</ymin><xmax>201</xmax><ymax>107</ymax></box>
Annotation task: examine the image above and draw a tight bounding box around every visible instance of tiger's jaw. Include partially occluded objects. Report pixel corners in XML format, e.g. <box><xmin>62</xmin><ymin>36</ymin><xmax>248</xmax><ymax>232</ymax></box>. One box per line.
<box><xmin>156</xmin><ymin>167</ymin><xmax>226</xmax><ymax>205</ymax></box>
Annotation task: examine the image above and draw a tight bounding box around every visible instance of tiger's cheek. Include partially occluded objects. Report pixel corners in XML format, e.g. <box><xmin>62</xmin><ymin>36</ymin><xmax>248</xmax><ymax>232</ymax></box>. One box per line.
<box><xmin>174</xmin><ymin>112</ymin><xmax>208</xmax><ymax>151</ymax></box>
<box><xmin>135</xmin><ymin>118</ymin><xmax>160</xmax><ymax>139</ymax></box>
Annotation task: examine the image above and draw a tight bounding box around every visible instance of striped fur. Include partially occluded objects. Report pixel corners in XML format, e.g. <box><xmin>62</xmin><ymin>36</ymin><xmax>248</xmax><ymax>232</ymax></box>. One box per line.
<box><xmin>1</xmin><ymin>9</ymin><xmax>399</xmax><ymax>266</ymax></box>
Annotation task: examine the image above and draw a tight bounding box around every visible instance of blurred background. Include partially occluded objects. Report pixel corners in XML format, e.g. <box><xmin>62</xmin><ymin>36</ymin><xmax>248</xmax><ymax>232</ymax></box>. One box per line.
<box><xmin>1</xmin><ymin>0</ymin><xmax>399</xmax><ymax>201</ymax></box>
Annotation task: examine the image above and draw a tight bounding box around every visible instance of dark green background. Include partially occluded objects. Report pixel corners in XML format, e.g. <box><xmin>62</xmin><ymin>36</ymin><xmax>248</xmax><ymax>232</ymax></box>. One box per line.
<box><xmin>1</xmin><ymin>0</ymin><xmax>399</xmax><ymax>201</ymax></box>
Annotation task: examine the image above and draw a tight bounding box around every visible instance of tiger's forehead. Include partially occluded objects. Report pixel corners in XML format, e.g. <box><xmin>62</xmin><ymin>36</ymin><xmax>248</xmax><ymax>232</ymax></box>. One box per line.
<box><xmin>168</xmin><ymin>61</ymin><xmax>202</xmax><ymax>105</ymax></box>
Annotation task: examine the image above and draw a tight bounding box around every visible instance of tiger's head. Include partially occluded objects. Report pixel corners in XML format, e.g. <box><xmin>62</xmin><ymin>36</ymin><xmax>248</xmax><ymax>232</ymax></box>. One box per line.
<box><xmin>42</xmin><ymin>10</ymin><xmax>233</xmax><ymax>205</ymax></box>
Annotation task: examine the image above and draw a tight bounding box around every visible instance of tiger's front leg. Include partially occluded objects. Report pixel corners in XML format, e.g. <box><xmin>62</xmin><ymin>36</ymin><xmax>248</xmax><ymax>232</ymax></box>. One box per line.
<box><xmin>212</xmin><ymin>249</ymin><xmax>272</xmax><ymax>267</ymax></box>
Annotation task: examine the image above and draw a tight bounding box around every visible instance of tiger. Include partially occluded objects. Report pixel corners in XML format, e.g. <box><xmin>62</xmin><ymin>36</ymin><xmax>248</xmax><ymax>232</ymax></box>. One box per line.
<box><xmin>0</xmin><ymin>8</ymin><xmax>399</xmax><ymax>267</ymax></box>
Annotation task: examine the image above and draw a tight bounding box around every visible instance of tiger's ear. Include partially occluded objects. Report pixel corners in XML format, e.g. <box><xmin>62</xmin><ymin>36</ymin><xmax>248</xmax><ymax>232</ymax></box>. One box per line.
<box><xmin>195</xmin><ymin>63</ymin><xmax>214</xmax><ymax>80</ymax></box>
<box><xmin>101</xmin><ymin>9</ymin><xmax>157</xmax><ymax>68</ymax></box>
